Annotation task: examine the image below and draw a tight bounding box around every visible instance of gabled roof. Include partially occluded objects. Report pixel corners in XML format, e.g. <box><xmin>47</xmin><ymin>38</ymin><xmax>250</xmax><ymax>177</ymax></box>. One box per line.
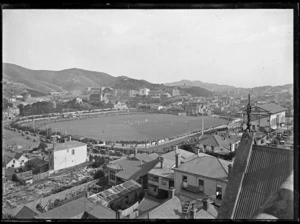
<box><xmin>35</xmin><ymin>197</ymin><xmax>97</xmax><ymax>219</ymax></box>
<box><xmin>173</xmin><ymin>155</ymin><xmax>232</xmax><ymax>180</ymax></box>
<box><xmin>27</xmin><ymin>158</ymin><xmax>49</xmax><ymax>167</ymax></box>
<box><xmin>217</xmin><ymin>132</ymin><xmax>293</xmax><ymax>219</ymax></box>
<box><xmin>15</xmin><ymin>205</ymin><xmax>40</xmax><ymax>219</ymax></box>
<box><xmin>254</xmin><ymin>103</ymin><xmax>286</xmax><ymax>114</ymax></box>
<box><xmin>84</xmin><ymin>204</ymin><xmax>116</xmax><ymax>219</ymax></box>
<box><xmin>161</xmin><ymin>148</ymin><xmax>195</xmax><ymax>161</ymax></box>
<box><xmin>137</xmin><ymin>197</ymin><xmax>162</xmax><ymax>215</ymax></box>
<box><xmin>198</xmin><ymin>134</ymin><xmax>231</xmax><ymax>150</ymax></box>
<box><xmin>142</xmin><ymin>196</ymin><xmax>183</xmax><ymax>219</ymax></box>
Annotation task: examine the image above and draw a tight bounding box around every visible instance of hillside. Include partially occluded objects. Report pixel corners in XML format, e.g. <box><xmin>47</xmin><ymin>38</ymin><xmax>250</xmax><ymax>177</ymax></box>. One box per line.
<box><xmin>165</xmin><ymin>79</ymin><xmax>237</xmax><ymax>92</ymax></box>
<box><xmin>3</xmin><ymin>63</ymin><xmax>116</xmax><ymax>95</ymax></box>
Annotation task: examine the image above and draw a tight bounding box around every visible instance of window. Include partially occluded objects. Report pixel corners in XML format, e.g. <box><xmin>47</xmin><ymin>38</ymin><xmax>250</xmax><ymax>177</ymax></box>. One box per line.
<box><xmin>13</xmin><ymin>160</ymin><xmax>15</xmax><ymax>163</ymax></box>
<box><xmin>67</xmin><ymin>149</ymin><xmax>69</xmax><ymax>153</ymax></box>
<box><xmin>198</xmin><ymin>179</ymin><xmax>204</xmax><ymax>191</ymax></box>
<box><xmin>182</xmin><ymin>175</ymin><xmax>187</xmax><ymax>182</ymax></box>
<box><xmin>125</xmin><ymin>195</ymin><xmax>129</xmax><ymax>204</ymax></box>
<box><xmin>216</xmin><ymin>184</ymin><xmax>222</xmax><ymax>200</ymax></box>
<box><xmin>72</xmin><ymin>149</ymin><xmax>75</xmax><ymax>155</ymax></box>
<box><xmin>109</xmin><ymin>170</ymin><xmax>116</xmax><ymax>181</ymax></box>
<box><xmin>204</xmin><ymin>145</ymin><xmax>206</xmax><ymax>149</ymax></box>
<box><xmin>211</xmin><ymin>146</ymin><xmax>214</xmax><ymax>151</ymax></box>
<box><xmin>11</xmin><ymin>165</ymin><xmax>14</xmax><ymax>168</ymax></box>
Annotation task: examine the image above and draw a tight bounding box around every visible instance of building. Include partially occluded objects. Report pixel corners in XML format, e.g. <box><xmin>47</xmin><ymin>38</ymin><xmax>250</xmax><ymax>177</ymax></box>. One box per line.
<box><xmin>49</xmin><ymin>92</ymin><xmax>61</xmax><ymax>96</ymax></box>
<box><xmin>75</xmin><ymin>97</ymin><xmax>83</xmax><ymax>104</ymax></box>
<box><xmin>173</xmin><ymin>153</ymin><xmax>233</xmax><ymax>206</ymax></box>
<box><xmin>89</xmin><ymin>180</ymin><xmax>143</xmax><ymax>212</ymax></box>
<box><xmin>89</xmin><ymin>93</ymin><xmax>102</xmax><ymax>102</ymax></box>
<box><xmin>14</xmin><ymin>205</ymin><xmax>40</xmax><ymax>219</ymax></box>
<box><xmin>148</xmin><ymin>90</ymin><xmax>163</xmax><ymax>99</ymax></box>
<box><xmin>34</xmin><ymin>197</ymin><xmax>116</xmax><ymax>219</ymax></box>
<box><xmin>185</xmin><ymin>101</ymin><xmax>202</xmax><ymax>115</ymax></box>
<box><xmin>242</xmin><ymin>103</ymin><xmax>287</xmax><ymax>130</ymax></box>
<box><xmin>139</xmin><ymin>88</ymin><xmax>150</xmax><ymax>96</ymax></box>
<box><xmin>217</xmin><ymin>131</ymin><xmax>293</xmax><ymax>219</ymax></box>
<box><xmin>137</xmin><ymin>193</ymin><xmax>219</xmax><ymax>219</ymax></box>
<box><xmin>106</xmin><ymin>151</ymin><xmax>159</xmax><ymax>188</ymax></box>
<box><xmin>162</xmin><ymin>92</ymin><xmax>172</xmax><ymax>99</ymax></box>
<box><xmin>129</xmin><ymin>89</ymin><xmax>139</xmax><ymax>98</ymax></box>
<box><xmin>4</xmin><ymin>152</ymin><xmax>29</xmax><ymax>169</ymax></box>
<box><xmin>26</xmin><ymin>158</ymin><xmax>49</xmax><ymax>174</ymax></box>
<box><xmin>172</xmin><ymin>88</ymin><xmax>180</xmax><ymax>97</ymax></box>
<box><xmin>147</xmin><ymin>148</ymin><xmax>196</xmax><ymax>199</ymax></box>
<box><xmin>197</xmin><ymin>134</ymin><xmax>239</xmax><ymax>155</ymax></box>
<box><xmin>49</xmin><ymin>140</ymin><xmax>87</xmax><ymax>171</ymax></box>
<box><xmin>114</xmin><ymin>101</ymin><xmax>128</xmax><ymax>110</ymax></box>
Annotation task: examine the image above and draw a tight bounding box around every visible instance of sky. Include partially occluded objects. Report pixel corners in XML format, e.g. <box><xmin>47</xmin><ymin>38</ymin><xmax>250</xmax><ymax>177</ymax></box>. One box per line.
<box><xmin>3</xmin><ymin>9</ymin><xmax>293</xmax><ymax>88</ymax></box>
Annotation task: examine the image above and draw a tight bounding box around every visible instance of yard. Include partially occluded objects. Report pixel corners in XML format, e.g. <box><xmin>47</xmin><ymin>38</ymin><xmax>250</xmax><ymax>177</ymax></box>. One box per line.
<box><xmin>31</xmin><ymin>113</ymin><xmax>228</xmax><ymax>141</ymax></box>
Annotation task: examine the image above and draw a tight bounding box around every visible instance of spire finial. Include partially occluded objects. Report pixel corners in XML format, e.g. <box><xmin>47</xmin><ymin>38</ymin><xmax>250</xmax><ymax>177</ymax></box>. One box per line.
<box><xmin>246</xmin><ymin>94</ymin><xmax>251</xmax><ymax>131</ymax></box>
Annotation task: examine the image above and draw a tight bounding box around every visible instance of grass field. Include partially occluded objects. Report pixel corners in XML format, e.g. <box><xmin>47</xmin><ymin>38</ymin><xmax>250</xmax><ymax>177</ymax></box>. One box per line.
<box><xmin>3</xmin><ymin>129</ymin><xmax>40</xmax><ymax>152</ymax></box>
<box><xmin>35</xmin><ymin>113</ymin><xmax>228</xmax><ymax>141</ymax></box>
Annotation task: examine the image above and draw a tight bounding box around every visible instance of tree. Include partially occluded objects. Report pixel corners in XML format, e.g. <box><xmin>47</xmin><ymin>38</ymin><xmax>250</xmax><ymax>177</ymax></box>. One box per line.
<box><xmin>38</xmin><ymin>141</ymin><xmax>48</xmax><ymax>150</ymax></box>
<box><xmin>93</xmin><ymin>169</ymin><xmax>105</xmax><ymax>179</ymax></box>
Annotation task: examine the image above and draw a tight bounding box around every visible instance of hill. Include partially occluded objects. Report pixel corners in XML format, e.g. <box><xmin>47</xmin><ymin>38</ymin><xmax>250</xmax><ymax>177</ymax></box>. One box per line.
<box><xmin>165</xmin><ymin>79</ymin><xmax>237</xmax><ymax>92</ymax></box>
<box><xmin>3</xmin><ymin>63</ymin><xmax>116</xmax><ymax>95</ymax></box>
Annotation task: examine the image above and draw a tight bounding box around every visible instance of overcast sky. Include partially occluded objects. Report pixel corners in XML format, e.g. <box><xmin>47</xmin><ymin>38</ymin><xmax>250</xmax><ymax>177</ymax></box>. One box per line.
<box><xmin>3</xmin><ymin>9</ymin><xmax>293</xmax><ymax>88</ymax></box>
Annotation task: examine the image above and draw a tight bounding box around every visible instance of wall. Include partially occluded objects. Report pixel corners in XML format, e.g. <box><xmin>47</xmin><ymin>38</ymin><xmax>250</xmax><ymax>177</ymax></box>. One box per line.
<box><xmin>109</xmin><ymin>189</ymin><xmax>142</xmax><ymax>210</ymax></box>
<box><xmin>53</xmin><ymin>145</ymin><xmax>87</xmax><ymax>171</ymax></box>
<box><xmin>6</xmin><ymin>158</ymin><xmax>22</xmax><ymax>169</ymax></box>
<box><xmin>174</xmin><ymin>171</ymin><xmax>227</xmax><ymax>197</ymax></box>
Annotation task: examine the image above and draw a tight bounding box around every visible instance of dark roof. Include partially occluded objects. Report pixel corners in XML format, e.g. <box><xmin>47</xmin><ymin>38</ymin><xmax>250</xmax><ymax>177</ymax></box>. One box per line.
<box><xmin>35</xmin><ymin>197</ymin><xmax>97</xmax><ymax>219</ymax></box>
<box><xmin>15</xmin><ymin>205</ymin><xmax>40</xmax><ymax>219</ymax></box>
<box><xmin>217</xmin><ymin>132</ymin><xmax>293</xmax><ymax>219</ymax></box>
<box><xmin>255</xmin><ymin>103</ymin><xmax>286</xmax><ymax>114</ymax></box>
<box><xmin>198</xmin><ymin>134</ymin><xmax>231</xmax><ymax>150</ymax></box>
<box><xmin>84</xmin><ymin>204</ymin><xmax>116</xmax><ymax>219</ymax></box>
<box><xmin>28</xmin><ymin>158</ymin><xmax>49</xmax><ymax>167</ymax></box>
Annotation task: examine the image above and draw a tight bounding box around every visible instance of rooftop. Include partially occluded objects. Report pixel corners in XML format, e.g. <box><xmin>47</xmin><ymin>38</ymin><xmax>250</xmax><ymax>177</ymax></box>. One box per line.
<box><xmin>173</xmin><ymin>155</ymin><xmax>232</xmax><ymax>180</ymax></box>
<box><xmin>255</xmin><ymin>103</ymin><xmax>286</xmax><ymax>114</ymax></box>
<box><xmin>35</xmin><ymin>197</ymin><xmax>97</xmax><ymax>219</ymax></box>
<box><xmin>15</xmin><ymin>205</ymin><xmax>40</xmax><ymax>219</ymax></box>
<box><xmin>52</xmin><ymin>140</ymin><xmax>87</xmax><ymax>152</ymax></box>
<box><xmin>89</xmin><ymin>180</ymin><xmax>142</xmax><ymax>207</ymax></box>
<box><xmin>217</xmin><ymin>132</ymin><xmax>294</xmax><ymax>219</ymax></box>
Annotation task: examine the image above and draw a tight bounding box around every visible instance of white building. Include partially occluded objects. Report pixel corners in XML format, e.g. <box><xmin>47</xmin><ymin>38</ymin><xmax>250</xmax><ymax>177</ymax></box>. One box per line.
<box><xmin>139</xmin><ymin>88</ymin><xmax>150</xmax><ymax>96</ymax></box>
<box><xmin>114</xmin><ymin>101</ymin><xmax>128</xmax><ymax>110</ymax></box>
<box><xmin>172</xmin><ymin>88</ymin><xmax>180</xmax><ymax>97</ymax></box>
<box><xmin>173</xmin><ymin>153</ymin><xmax>232</xmax><ymax>206</ymax></box>
<box><xmin>49</xmin><ymin>140</ymin><xmax>87</xmax><ymax>171</ymax></box>
<box><xmin>4</xmin><ymin>152</ymin><xmax>29</xmax><ymax>169</ymax></box>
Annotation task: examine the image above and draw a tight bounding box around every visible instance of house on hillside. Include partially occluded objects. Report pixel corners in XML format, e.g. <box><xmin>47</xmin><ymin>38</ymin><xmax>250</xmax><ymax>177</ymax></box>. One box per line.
<box><xmin>173</xmin><ymin>153</ymin><xmax>233</xmax><ymax>207</ymax></box>
<box><xmin>139</xmin><ymin>88</ymin><xmax>150</xmax><ymax>96</ymax></box>
<box><xmin>114</xmin><ymin>101</ymin><xmax>128</xmax><ymax>110</ymax></box>
<box><xmin>197</xmin><ymin>134</ymin><xmax>240</xmax><ymax>155</ymax></box>
<box><xmin>106</xmin><ymin>150</ymin><xmax>159</xmax><ymax>189</ymax></box>
<box><xmin>26</xmin><ymin>158</ymin><xmax>49</xmax><ymax>174</ymax></box>
<box><xmin>4</xmin><ymin>152</ymin><xmax>29</xmax><ymax>169</ymax></box>
<box><xmin>185</xmin><ymin>101</ymin><xmax>202</xmax><ymax>115</ymax></box>
<box><xmin>241</xmin><ymin>103</ymin><xmax>287</xmax><ymax>130</ymax></box>
<box><xmin>48</xmin><ymin>140</ymin><xmax>87</xmax><ymax>171</ymax></box>
<box><xmin>172</xmin><ymin>88</ymin><xmax>180</xmax><ymax>97</ymax></box>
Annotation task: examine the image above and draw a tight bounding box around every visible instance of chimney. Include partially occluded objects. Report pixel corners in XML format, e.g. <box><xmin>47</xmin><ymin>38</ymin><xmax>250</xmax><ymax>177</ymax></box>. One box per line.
<box><xmin>116</xmin><ymin>209</ymin><xmax>122</xmax><ymax>219</ymax></box>
<box><xmin>228</xmin><ymin>164</ymin><xmax>232</xmax><ymax>178</ymax></box>
<box><xmin>175</xmin><ymin>153</ymin><xmax>181</xmax><ymax>168</ymax></box>
<box><xmin>159</xmin><ymin>156</ymin><xmax>164</xmax><ymax>168</ymax></box>
<box><xmin>190</xmin><ymin>203</ymin><xmax>195</xmax><ymax>219</ymax></box>
<box><xmin>134</xmin><ymin>148</ymin><xmax>137</xmax><ymax>157</ymax></box>
<box><xmin>69</xmin><ymin>136</ymin><xmax>71</xmax><ymax>142</ymax></box>
<box><xmin>202</xmin><ymin>197</ymin><xmax>208</xmax><ymax>211</ymax></box>
<box><xmin>169</xmin><ymin>187</ymin><xmax>176</xmax><ymax>199</ymax></box>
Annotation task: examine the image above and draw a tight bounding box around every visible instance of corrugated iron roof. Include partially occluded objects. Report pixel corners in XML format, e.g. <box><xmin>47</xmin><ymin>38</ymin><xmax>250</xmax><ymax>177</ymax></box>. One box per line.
<box><xmin>88</xmin><ymin>180</ymin><xmax>142</xmax><ymax>206</ymax></box>
<box><xmin>232</xmin><ymin>145</ymin><xmax>293</xmax><ymax>219</ymax></box>
<box><xmin>52</xmin><ymin>141</ymin><xmax>87</xmax><ymax>152</ymax></box>
<box><xmin>137</xmin><ymin>197</ymin><xmax>161</xmax><ymax>215</ymax></box>
<box><xmin>15</xmin><ymin>205</ymin><xmax>40</xmax><ymax>219</ymax></box>
<box><xmin>217</xmin><ymin>131</ymin><xmax>293</xmax><ymax>220</ymax></box>
<box><xmin>255</xmin><ymin>103</ymin><xmax>286</xmax><ymax>114</ymax></box>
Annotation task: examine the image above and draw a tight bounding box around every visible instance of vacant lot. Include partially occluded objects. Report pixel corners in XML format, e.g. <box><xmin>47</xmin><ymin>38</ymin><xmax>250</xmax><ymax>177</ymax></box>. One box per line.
<box><xmin>35</xmin><ymin>113</ymin><xmax>228</xmax><ymax>141</ymax></box>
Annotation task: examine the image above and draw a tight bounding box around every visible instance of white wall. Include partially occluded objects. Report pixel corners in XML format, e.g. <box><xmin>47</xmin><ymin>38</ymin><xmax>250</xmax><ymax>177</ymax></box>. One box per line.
<box><xmin>174</xmin><ymin>171</ymin><xmax>227</xmax><ymax>197</ymax></box>
<box><xmin>6</xmin><ymin>158</ymin><xmax>22</xmax><ymax>168</ymax></box>
<box><xmin>53</xmin><ymin>145</ymin><xmax>87</xmax><ymax>171</ymax></box>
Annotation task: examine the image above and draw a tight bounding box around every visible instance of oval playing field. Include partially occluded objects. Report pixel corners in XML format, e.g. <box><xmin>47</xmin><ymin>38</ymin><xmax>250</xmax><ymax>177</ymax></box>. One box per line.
<box><xmin>42</xmin><ymin>113</ymin><xmax>228</xmax><ymax>141</ymax></box>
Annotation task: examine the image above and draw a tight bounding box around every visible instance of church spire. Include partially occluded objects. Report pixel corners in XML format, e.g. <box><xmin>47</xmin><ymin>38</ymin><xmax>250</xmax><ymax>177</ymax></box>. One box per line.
<box><xmin>246</xmin><ymin>94</ymin><xmax>252</xmax><ymax>132</ymax></box>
